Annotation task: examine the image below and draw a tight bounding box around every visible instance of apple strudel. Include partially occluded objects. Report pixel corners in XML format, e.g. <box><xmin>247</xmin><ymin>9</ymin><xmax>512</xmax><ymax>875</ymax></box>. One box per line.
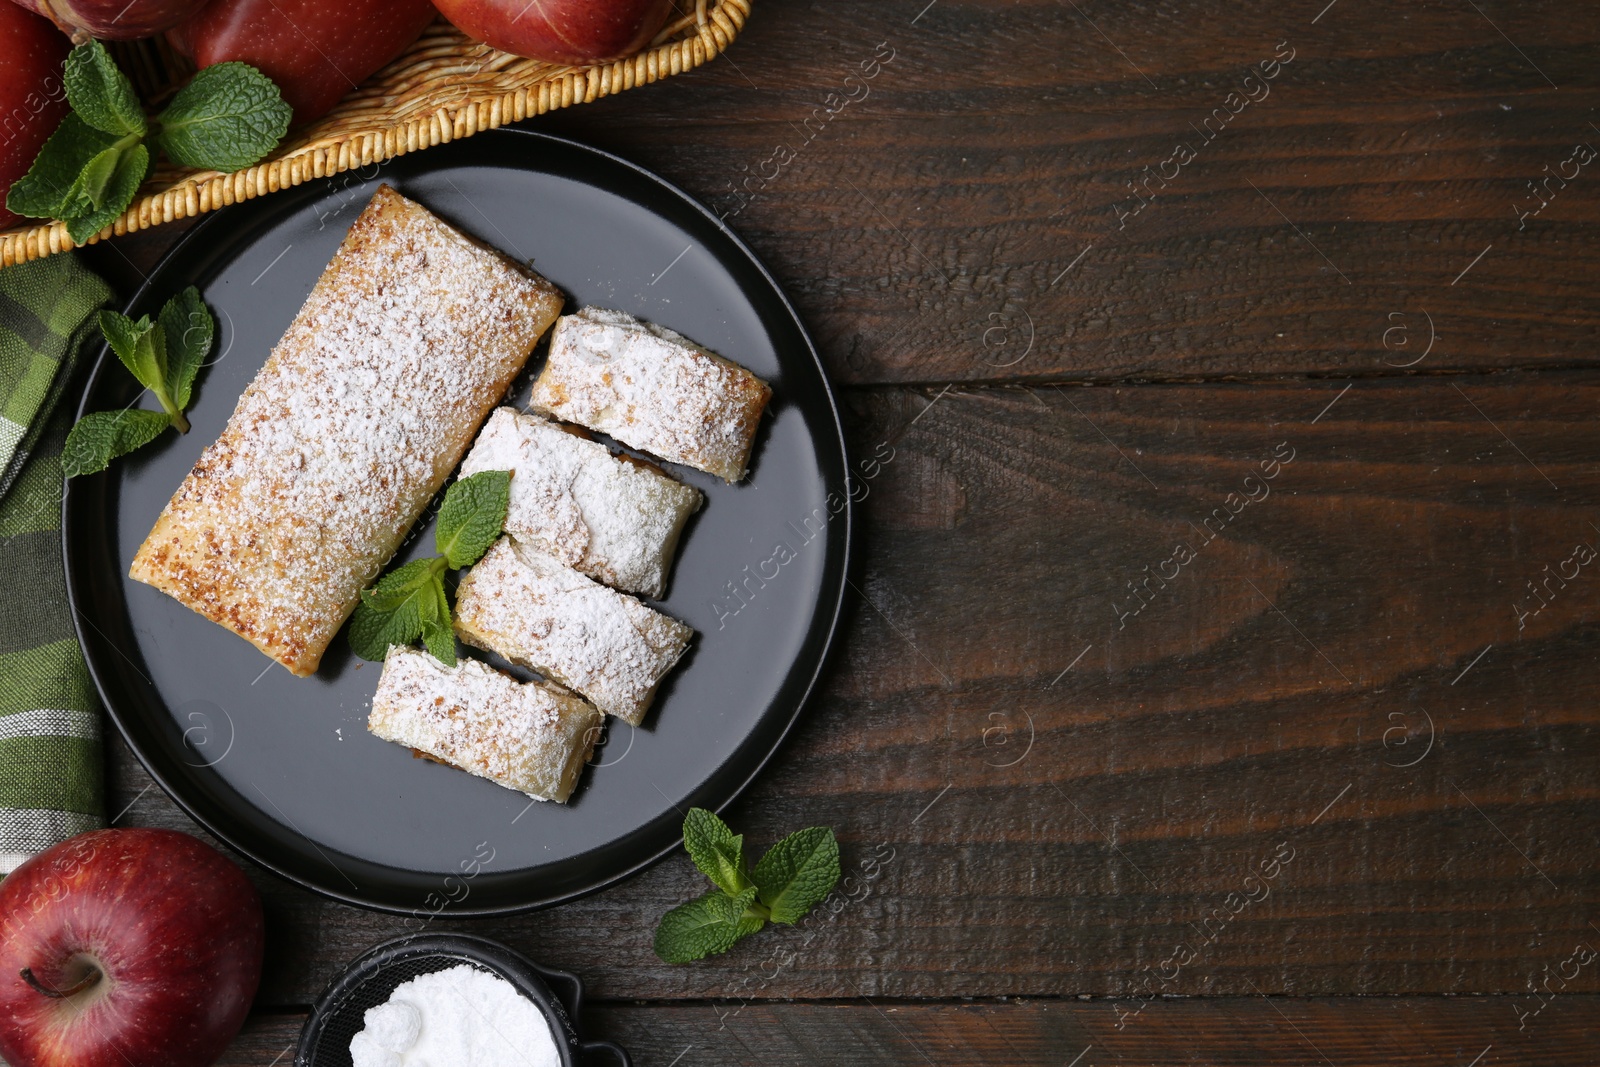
<box><xmin>454</xmin><ymin>538</ymin><xmax>693</xmax><ymax>726</ymax></box>
<box><xmin>458</xmin><ymin>407</ymin><xmax>701</xmax><ymax>598</ymax></box>
<box><xmin>129</xmin><ymin>185</ymin><xmax>564</xmax><ymax>676</ymax></box>
<box><xmin>368</xmin><ymin>648</ymin><xmax>601</xmax><ymax>803</ymax></box>
<box><xmin>527</xmin><ymin>307</ymin><xmax>771</xmax><ymax>482</ymax></box>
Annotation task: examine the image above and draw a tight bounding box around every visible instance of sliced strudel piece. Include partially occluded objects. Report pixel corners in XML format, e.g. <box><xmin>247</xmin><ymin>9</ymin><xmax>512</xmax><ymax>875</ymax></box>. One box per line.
<box><xmin>527</xmin><ymin>307</ymin><xmax>771</xmax><ymax>482</ymax></box>
<box><xmin>454</xmin><ymin>539</ymin><xmax>694</xmax><ymax>725</ymax></box>
<box><xmin>459</xmin><ymin>408</ymin><xmax>702</xmax><ymax>598</ymax></box>
<box><xmin>368</xmin><ymin>647</ymin><xmax>601</xmax><ymax>803</ymax></box>
<box><xmin>129</xmin><ymin>185</ymin><xmax>564</xmax><ymax>676</ymax></box>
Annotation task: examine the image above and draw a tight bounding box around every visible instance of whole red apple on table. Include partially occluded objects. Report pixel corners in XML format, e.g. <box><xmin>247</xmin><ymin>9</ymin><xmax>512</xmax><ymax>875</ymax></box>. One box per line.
<box><xmin>169</xmin><ymin>0</ymin><xmax>438</xmax><ymax>126</ymax></box>
<box><xmin>5</xmin><ymin>0</ymin><xmax>209</xmax><ymax>41</ymax></box>
<box><xmin>0</xmin><ymin>828</ymin><xmax>264</xmax><ymax>1067</ymax></box>
<box><xmin>433</xmin><ymin>0</ymin><xmax>678</xmax><ymax>65</ymax></box>
<box><xmin>0</xmin><ymin>3</ymin><xmax>70</xmax><ymax>231</ymax></box>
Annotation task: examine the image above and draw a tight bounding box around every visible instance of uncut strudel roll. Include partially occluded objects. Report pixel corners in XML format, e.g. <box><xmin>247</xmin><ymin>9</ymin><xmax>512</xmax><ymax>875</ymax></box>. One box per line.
<box><xmin>369</xmin><ymin>648</ymin><xmax>601</xmax><ymax>803</ymax></box>
<box><xmin>129</xmin><ymin>185</ymin><xmax>564</xmax><ymax>676</ymax></box>
<box><xmin>458</xmin><ymin>408</ymin><xmax>702</xmax><ymax>598</ymax></box>
<box><xmin>454</xmin><ymin>538</ymin><xmax>694</xmax><ymax>725</ymax></box>
<box><xmin>527</xmin><ymin>307</ymin><xmax>772</xmax><ymax>482</ymax></box>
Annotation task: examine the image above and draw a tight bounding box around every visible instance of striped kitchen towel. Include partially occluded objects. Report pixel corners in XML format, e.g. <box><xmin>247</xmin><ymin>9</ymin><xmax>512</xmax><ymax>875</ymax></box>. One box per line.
<box><xmin>0</xmin><ymin>253</ymin><xmax>114</xmax><ymax>875</ymax></box>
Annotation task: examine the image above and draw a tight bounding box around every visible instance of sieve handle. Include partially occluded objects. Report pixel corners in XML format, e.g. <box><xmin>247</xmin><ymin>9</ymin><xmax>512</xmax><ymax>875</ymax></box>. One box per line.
<box><xmin>578</xmin><ymin>1038</ymin><xmax>633</xmax><ymax>1066</ymax></box>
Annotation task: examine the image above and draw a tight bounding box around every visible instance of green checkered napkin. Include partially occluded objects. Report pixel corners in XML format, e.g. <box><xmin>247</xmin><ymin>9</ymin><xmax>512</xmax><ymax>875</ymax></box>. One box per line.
<box><xmin>0</xmin><ymin>253</ymin><xmax>114</xmax><ymax>875</ymax></box>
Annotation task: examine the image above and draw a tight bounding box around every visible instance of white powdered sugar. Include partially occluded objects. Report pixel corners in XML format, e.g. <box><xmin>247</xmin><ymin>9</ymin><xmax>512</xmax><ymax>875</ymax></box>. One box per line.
<box><xmin>349</xmin><ymin>963</ymin><xmax>561</xmax><ymax>1067</ymax></box>
<box><xmin>129</xmin><ymin>185</ymin><xmax>563</xmax><ymax>675</ymax></box>
<box><xmin>356</xmin><ymin>1001</ymin><xmax>420</xmax><ymax>1056</ymax></box>
<box><xmin>368</xmin><ymin>648</ymin><xmax>601</xmax><ymax>803</ymax></box>
<box><xmin>459</xmin><ymin>408</ymin><xmax>701</xmax><ymax>598</ymax></box>
<box><xmin>453</xmin><ymin>538</ymin><xmax>693</xmax><ymax>726</ymax></box>
<box><xmin>528</xmin><ymin>306</ymin><xmax>771</xmax><ymax>482</ymax></box>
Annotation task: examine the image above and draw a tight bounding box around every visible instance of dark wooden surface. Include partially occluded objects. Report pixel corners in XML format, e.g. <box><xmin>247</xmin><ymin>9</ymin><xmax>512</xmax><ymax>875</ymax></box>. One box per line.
<box><xmin>219</xmin><ymin>998</ymin><xmax>1598</xmax><ymax>1066</ymax></box>
<box><xmin>84</xmin><ymin>0</ymin><xmax>1600</xmax><ymax>1062</ymax></box>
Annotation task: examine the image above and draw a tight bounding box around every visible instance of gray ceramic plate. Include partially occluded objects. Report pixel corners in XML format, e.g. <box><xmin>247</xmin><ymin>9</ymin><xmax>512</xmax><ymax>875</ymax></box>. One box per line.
<box><xmin>64</xmin><ymin>129</ymin><xmax>852</xmax><ymax>915</ymax></box>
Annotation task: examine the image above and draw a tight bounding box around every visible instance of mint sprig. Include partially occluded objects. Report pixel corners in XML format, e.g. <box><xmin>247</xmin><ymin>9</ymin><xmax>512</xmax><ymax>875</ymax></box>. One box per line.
<box><xmin>63</xmin><ymin>286</ymin><xmax>214</xmax><ymax>478</ymax></box>
<box><xmin>5</xmin><ymin>41</ymin><xmax>291</xmax><ymax>244</ymax></box>
<box><xmin>348</xmin><ymin>470</ymin><xmax>511</xmax><ymax>667</ymax></box>
<box><xmin>6</xmin><ymin>114</ymin><xmax>140</xmax><ymax>223</ymax></box>
<box><xmin>654</xmin><ymin>809</ymin><xmax>841</xmax><ymax>964</ymax></box>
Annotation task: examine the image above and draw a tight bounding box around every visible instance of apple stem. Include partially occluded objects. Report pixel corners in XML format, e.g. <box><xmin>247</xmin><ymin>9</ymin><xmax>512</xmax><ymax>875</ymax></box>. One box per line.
<box><xmin>19</xmin><ymin>966</ymin><xmax>101</xmax><ymax>999</ymax></box>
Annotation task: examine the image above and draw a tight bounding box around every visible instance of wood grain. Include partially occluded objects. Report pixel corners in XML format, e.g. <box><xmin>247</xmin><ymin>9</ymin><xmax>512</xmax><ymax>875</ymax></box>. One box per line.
<box><xmin>217</xmin><ymin>998</ymin><xmax>1600</xmax><ymax>1066</ymax></box>
<box><xmin>526</xmin><ymin>0</ymin><xmax>1600</xmax><ymax>385</ymax></box>
<box><xmin>83</xmin><ymin>2</ymin><xmax>1600</xmax><ymax>389</ymax></box>
<box><xmin>111</xmin><ymin>374</ymin><xmax>1600</xmax><ymax>1003</ymax></box>
<box><xmin>74</xmin><ymin>0</ymin><xmax>1600</xmax><ymax>1056</ymax></box>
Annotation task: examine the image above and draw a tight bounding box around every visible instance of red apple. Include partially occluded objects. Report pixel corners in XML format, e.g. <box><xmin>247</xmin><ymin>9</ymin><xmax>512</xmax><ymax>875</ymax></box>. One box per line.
<box><xmin>0</xmin><ymin>828</ymin><xmax>264</xmax><ymax>1067</ymax></box>
<box><xmin>0</xmin><ymin>3</ymin><xmax>69</xmax><ymax>231</ymax></box>
<box><xmin>433</xmin><ymin>0</ymin><xmax>677</xmax><ymax>65</ymax></box>
<box><xmin>169</xmin><ymin>0</ymin><xmax>437</xmax><ymax>126</ymax></box>
<box><xmin>6</xmin><ymin>0</ymin><xmax>209</xmax><ymax>41</ymax></box>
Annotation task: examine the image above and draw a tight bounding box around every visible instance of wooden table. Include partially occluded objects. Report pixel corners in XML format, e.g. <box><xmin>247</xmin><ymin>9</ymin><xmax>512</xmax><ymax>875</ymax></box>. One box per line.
<box><xmin>89</xmin><ymin>1</ymin><xmax>1600</xmax><ymax>1062</ymax></box>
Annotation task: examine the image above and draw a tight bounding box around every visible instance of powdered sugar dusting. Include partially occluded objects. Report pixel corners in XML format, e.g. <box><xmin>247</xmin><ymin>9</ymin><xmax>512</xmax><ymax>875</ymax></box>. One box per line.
<box><xmin>454</xmin><ymin>538</ymin><xmax>694</xmax><ymax>725</ymax></box>
<box><xmin>459</xmin><ymin>408</ymin><xmax>701</xmax><ymax>598</ymax></box>
<box><xmin>368</xmin><ymin>647</ymin><xmax>601</xmax><ymax>803</ymax></box>
<box><xmin>129</xmin><ymin>185</ymin><xmax>563</xmax><ymax>675</ymax></box>
<box><xmin>528</xmin><ymin>306</ymin><xmax>771</xmax><ymax>482</ymax></box>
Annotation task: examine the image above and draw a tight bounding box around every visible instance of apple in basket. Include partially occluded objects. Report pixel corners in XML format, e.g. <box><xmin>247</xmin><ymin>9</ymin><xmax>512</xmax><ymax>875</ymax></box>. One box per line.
<box><xmin>433</xmin><ymin>0</ymin><xmax>679</xmax><ymax>65</ymax></box>
<box><xmin>5</xmin><ymin>0</ymin><xmax>209</xmax><ymax>40</ymax></box>
<box><xmin>0</xmin><ymin>3</ymin><xmax>70</xmax><ymax>231</ymax></box>
<box><xmin>0</xmin><ymin>828</ymin><xmax>264</xmax><ymax>1067</ymax></box>
<box><xmin>168</xmin><ymin>0</ymin><xmax>439</xmax><ymax>125</ymax></box>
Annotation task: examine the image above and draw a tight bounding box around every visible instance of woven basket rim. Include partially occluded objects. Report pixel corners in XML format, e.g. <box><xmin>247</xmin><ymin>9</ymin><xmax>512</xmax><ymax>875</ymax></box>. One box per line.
<box><xmin>0</xmin><ymin>0</ymin><xmax>751</xmax><ymax>268</ymax></box>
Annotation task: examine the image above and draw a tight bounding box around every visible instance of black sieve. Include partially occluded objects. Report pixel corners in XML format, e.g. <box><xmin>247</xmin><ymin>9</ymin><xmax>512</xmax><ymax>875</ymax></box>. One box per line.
<box><xmin>295</xmin><ymin>932</ymin><xmax>629</xmax><ymax>1067</ymax></box>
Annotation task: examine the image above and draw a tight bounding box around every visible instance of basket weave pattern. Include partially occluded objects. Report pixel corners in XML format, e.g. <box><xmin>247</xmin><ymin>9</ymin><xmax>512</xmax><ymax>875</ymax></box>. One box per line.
<box><xmin>0</xmin><ymin>0</ymin><xmax>751</xmax><ymax>267</ymax></box>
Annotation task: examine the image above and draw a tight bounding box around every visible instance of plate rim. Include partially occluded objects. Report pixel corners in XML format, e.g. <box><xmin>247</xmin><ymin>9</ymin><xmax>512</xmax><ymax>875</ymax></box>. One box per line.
<box><xmin>63</xmin><ymin>127</ymin><xmax>854</xmax><ymax>915</ymax></box>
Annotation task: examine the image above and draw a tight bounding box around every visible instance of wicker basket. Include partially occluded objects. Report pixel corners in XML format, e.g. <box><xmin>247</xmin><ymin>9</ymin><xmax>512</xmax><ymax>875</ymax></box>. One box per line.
<box><xmin>0</xmin><ymin>0</ymin><xmax>751</xmax><ymax>267</ymax></box>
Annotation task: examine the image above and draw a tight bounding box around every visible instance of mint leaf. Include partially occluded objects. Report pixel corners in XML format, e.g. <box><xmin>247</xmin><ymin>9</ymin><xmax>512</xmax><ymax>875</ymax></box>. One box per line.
<box><xmin>63</xmin><ymin>142</ymin><xmax>150</xmax><ymax>245</ymax></box>
<box><xmin>435</xmin><ymin>470</ymin><xmax>510</xmax><ymax>570</ymax></box>
<box><xmin>418</xmin><ymin>575</ymin><xmax>456</xmax><ymax>667</ymax></box>
<box><xmin>99</xmin><ymin>311</ymin><xmax>163</xmax><ymax>390</ymax></box>
<box><xmin>421</xmin><ymin>615</ymin><xmax>456</xmax><ymax>667</ymax></box>
<box><xmin>156</xmin><ymin>62</ymin><xmax>291</xmax><ymax>173</ymax></box>
<box><xmin>5</xmin><ymin>114</ymin><xmax>123</xmax><ymax>220</ymax></box>
<box><xmin>349</xmin><ymin>558</ymin><xmax>440</xmax><ymax>660</ymax></box>
<box><xmin>158</xmin><ymin>286</ymin><xmax>213</xmax><ymax>410</ymax></box>
<box><xmin>683</xmin><ymin>808</ymin><xmax>750</xmax><ymax>896</ymax></box>
<box><xmin>98</xmin><ymin>286</ymin><xmax>195</xmax><ymax>431</ymax></box>
<box><xmin>62</xmin><ymin>409</ymin><xmax>170</xmax><ymax>478</ymax></box>
<box><xmin>653</xmin><ymin>887</ymin><xmax>763</xmax><ymax>963</ymax></box>
<box><xmin>71</xmin><ymin>145</ymin><xmax>124</xmax><ymax>211</ymax></box>
<box><xmin>751</xmin><ymin>827</ymin><xmax>841</xmax><ymax>924</ymax></box>
<box><xmin>363</xmin><ymin>557</ymin><xmax>444</xmax><ymax>612</ymax></box>
<box><xmin>348</xmin><ymin>599</ymin><xmax>421</xmax><ymax>662</ymax></box>
<box><xmin>64</xmin><ymin>41</ymin><xmax>145</xmax><ymax>138</ymax></box>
